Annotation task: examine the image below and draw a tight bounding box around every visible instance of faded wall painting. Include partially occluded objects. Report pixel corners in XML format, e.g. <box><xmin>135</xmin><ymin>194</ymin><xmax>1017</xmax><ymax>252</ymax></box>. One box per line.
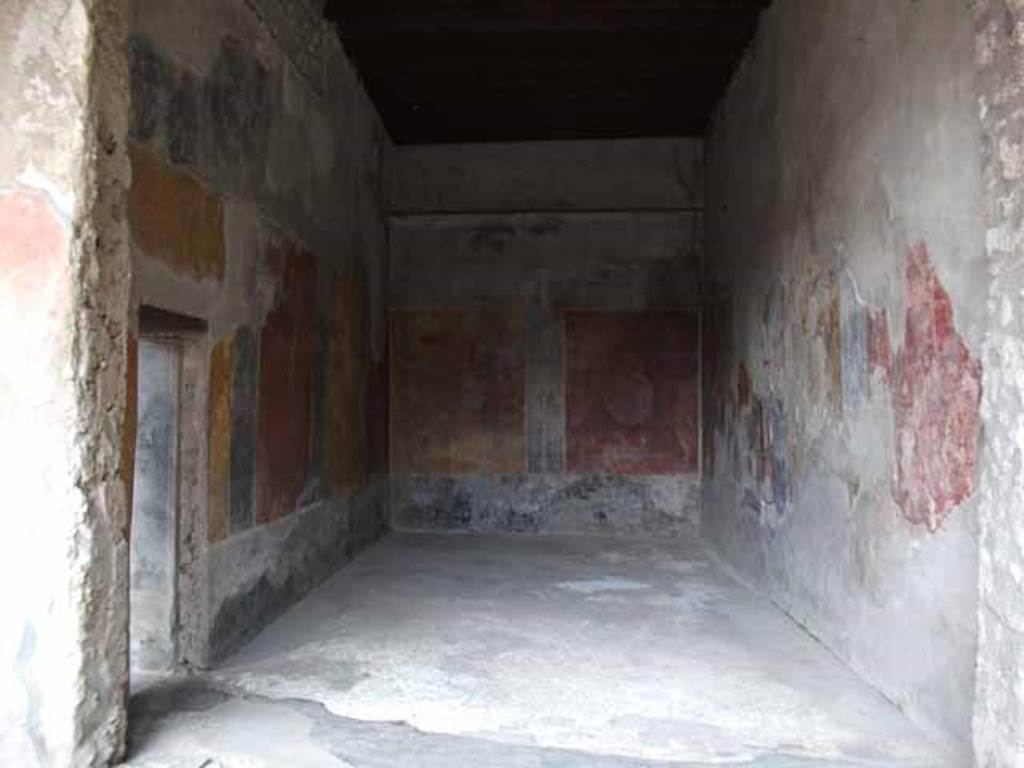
<box><xmin>255</xmin><ymin>241</ymin><xmax>316</xmax><ymax>523</ymax></box>
<box><xmin>390</xmin><ymin>310</ymin><xmax>525</xmax><ymax>475</ymax></box>
<box><xmin>324</xmin><ymin>278</ymin><xmax>365</xmax><ymax>499</ymax></box>
<box><xmin>566</xmin><ymin>311</ymin><xmax>699</xmax><ymax>475</ymax></box>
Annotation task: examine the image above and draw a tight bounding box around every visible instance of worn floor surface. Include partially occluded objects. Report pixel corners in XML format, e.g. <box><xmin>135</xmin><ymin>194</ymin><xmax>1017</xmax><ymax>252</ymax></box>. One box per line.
<box><xmin>125</xmin><ymin>533</ymin><xmax>952</xmax><ymax>767</ymax></box>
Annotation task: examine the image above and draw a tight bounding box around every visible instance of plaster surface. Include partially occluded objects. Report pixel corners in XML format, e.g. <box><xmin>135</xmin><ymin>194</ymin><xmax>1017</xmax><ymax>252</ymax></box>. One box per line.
<box><xmin>703</xmin><ymin>0</ymin><xmax>984</xmax><ymax>754</ymax></box>
<box><xmin>388</xmin><ymin>141</ymin><xmax>704</xmax><ymax>538</ymax></box>
<box><xmin>128</xmin><ymin>0</ymin><xmax>392</xmax><ymax>667</ymax></box>
<box><xmin>389</xmin><ymin>138</ymin><xmax>703</xmax><ymax>213</ymax></box>
<box><xmin>0</xmin><ymin>0</ymin><xmax>133</xmax><ymax>763</ymax></box>
<box><xmin>566</xmin><ymin>311</ymin><xmax>699</xmax><ymax>474</ymax></box>
<box><xmin>128</xmin><ymin>533</ymin><xmax>949</xmax><ymax>766</ymax></box>
<box><xmin>391</xmin><ymin>474</ymin><xmax>700</xmax><ymax>537</ymax></box>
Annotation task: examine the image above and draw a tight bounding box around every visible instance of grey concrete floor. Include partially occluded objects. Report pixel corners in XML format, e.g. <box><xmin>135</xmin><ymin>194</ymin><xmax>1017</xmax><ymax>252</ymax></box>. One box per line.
<box><xmin>125</xmin><ymin>533</ymin><xmax>953</xmax><ymax>767</ymax></box>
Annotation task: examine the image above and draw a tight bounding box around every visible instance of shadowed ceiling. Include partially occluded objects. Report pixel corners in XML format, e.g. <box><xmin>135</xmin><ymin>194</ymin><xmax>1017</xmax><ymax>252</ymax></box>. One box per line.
<box><xmin>322</xmin><ymin>1</ymin><xmax>770</xmax><ymax>144</ymax></box>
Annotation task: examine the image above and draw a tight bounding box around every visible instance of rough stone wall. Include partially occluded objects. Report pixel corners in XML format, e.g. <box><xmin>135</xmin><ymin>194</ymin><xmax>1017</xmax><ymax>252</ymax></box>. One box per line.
<box><xmin>128</xmin><ymin>0</ymin><xmax>391</xmax><ymax>663</ymax></box>
<box><xmin>0</xmin><ymin>0</ymin><xmax>133</xmax><ymax>765</ymax></box>
<box><xmin>388</xmin><ymin>140</ymin><xmax>704</xmax><ymax>537</ymax></box>
<box><xmin>704</xmin><ymin>0</ymin><xmax>984</xmax><ymax>757</ymax></box>
<box><xmin>972</xmin><ymin>1</ymin><xmax>1024</xmax><ymax>764</ymax></box>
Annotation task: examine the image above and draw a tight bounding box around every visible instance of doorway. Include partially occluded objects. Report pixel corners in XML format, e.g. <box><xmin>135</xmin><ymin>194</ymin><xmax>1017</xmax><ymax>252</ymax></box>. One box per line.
<box><xmin>129</xmin><ymin>306</ymin><xmax>208</xmax><ymax>683</ymax></box>
<box><xmin>129</xmin><ymin>338</ymin><xmax>180</xmax><ymax>674</ymax></box>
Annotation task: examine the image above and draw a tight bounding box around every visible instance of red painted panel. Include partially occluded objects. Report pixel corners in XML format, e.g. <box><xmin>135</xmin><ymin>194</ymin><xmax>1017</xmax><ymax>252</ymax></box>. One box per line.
<box><xmin>567</xmin><ymin>312</ymin><xmax>699</xmax><ymax>474</ymax></box>
<box><xmin>892</xmin><ymin>243</ymin><xmax>982</xmax><ymax>531</ymax></box>
<box><xmin>390</xmin><ymin>311</ymin><xmax>525</xmax><ymax>474</ymax></box>
<box><xmin>324</xmin><ymin>278</ymin><xmax>365</xmax><ymax>499</ymax></box>
<box><xmin>208</xmin><ymin>333</ymin><xmax>233</xmax><ymax>542</ymax></box>
<box><xmin>737</xmin><ymin>360</ymin><xmax>752</xmax><ymax>411</ymax></box>
<box><xmin>255</xmin><ymin>241</ymin><xmax>317</xmax><ymax>524</ymax></box>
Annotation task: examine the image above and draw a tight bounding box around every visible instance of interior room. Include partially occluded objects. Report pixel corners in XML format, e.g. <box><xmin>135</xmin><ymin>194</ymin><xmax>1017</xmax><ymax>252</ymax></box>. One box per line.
<box><xmin>2</xmin><ymin>1</ymin><xmax>1021</xmax><ymax>766</ymax></box>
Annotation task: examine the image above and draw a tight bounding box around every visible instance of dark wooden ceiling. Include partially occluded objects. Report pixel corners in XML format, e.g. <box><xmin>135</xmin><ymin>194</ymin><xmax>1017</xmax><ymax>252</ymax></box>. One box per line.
<box><xmin>322</xmin><ymin>1</ymin><xmax>770</xmax><ymax>144</ymax></box>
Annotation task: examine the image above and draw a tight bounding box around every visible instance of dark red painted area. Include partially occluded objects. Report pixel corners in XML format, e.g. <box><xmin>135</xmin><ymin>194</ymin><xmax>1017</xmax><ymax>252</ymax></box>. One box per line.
<box><xmin>390</xmin><ymin>311</ymin><xmax>525</xmax><ymax>474</ymax></box>
<box><xmin>567</xmin><ymin>312</ymin><xmax>699</xmax><ymax>475</ymax></box>
<box><xmin>324</xmin><ymin>278</ymin><xmax>365</xmax><ymax>499</ymax></box>
<box><xmin>737</xmin><ymin>360</ymin><xmax>752</xmax><ymax>411</ymax></box>
<box><xmin>891</xmin><ymin>242</ymin><xmax>982</xmax><ymax>531</ymax></box>
<box><xmin>255</xmin><ymin>241</ymin><xmax>317</xmax><ymax>524</ymax></box>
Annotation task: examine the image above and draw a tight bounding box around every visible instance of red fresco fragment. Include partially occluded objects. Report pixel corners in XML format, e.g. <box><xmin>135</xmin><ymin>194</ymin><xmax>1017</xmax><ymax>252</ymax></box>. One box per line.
<box><xmin>0</xmin><ymin>188</ymin><xmax>70</xmax><ymax>326</ymax></box>
<box><xmin>867</xmin><ymin>308</ymin><xmax>894</xmax><ymax>384</ymax></box>
<box><xmin>255</xmin><ymin>241</ymin><xmax>317</xmax><ymax>524</ymax></box>
<box><xmin>567</xmin><ymin>312</ymin><xmax>699</xmax><ymax>475</ymax></box>
<box><xmin>737</xmin><ymin>361</ymin><xmax>753</xmax><ymax>411</ymax></box>
<box><xmin>0</xmin><ymin>188</ymin><xmax>73</xmax><ymax>431</ymax></box>
<box><xmin>891</xmin><ymin>242</ymin><xmax>982</xmax><ymax>531</ymax></box>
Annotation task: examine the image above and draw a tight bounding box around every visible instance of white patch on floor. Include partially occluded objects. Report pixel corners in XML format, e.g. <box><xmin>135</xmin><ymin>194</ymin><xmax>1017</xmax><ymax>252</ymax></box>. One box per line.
<box><xmin>553</xmin><ymin>577</ymin><xmax>652</xmax><ymax>594</ymax></box>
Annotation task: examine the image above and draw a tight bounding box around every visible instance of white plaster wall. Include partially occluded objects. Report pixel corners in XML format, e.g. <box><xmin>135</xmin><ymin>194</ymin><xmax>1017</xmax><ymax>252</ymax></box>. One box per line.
<box><xmin>0</xmin><ymin>0</ymin><xmax>132</xmax><ymax>765</ymax></box>
<box><xmin>704</xmin><ymin>0</ymin><xmax>984</xmax><ymax>758</ymax></box>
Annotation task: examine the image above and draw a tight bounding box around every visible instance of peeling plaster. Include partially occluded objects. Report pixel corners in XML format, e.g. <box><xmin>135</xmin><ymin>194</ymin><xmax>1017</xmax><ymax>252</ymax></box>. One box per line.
<box><xmin>891</xmin><ymin>243</ymin><xmax>982</xmax><ymax>531</ymax></box>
